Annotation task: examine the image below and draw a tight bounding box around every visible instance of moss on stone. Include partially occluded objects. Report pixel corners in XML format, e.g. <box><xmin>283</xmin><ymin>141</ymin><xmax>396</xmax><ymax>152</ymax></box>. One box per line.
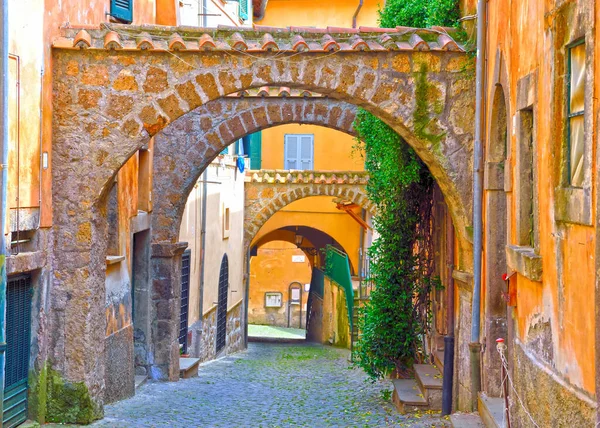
<box><xmin>27</xmin><ymin>364</ymin><xmax>48</xmax><ymax>424</ymax></box>
<box><xmin>413</xmin><ymin>62</ymin><xmax>446</xmax><ymax>149</ymax></box>
<box><xmin>45</xmin><ymin>367</ymin><xmax>102</xmax><ymax>424</ymax></box>
<box><xmin>335</xmin><ymin>290</ymin><xmax>350</xmax><ymax>349</ymax></box>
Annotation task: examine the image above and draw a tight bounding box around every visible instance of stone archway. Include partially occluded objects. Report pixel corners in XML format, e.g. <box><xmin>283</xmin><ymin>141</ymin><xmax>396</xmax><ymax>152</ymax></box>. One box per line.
<box><xmin>243</xmin><ymin>170</ymin><xmax>372</xmax><ymax>247</ymax></box>
<box><xmin>50</xmin><ymin>24</ymin><xmax>474</xmax><ymax>412</ymax></box>
<box><xmin>151</xmin><ymin>97</ymin><xmax>361</xmax><ymax>242</ymax></box>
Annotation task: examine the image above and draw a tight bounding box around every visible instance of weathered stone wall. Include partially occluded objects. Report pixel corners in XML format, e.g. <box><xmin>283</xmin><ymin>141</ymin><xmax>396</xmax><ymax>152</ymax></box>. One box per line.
<box><xmin>453</xmin><ymin>272</ymin><xmax>474</xmax><ymax>412</ymax></box>
<box><xmin>510</xmin><ymin>341</ymin><xmax>595</xmax><ymax>427</ymax></box>
<box><xmin>104</xmin><ymin>325</ymin><xmax>134</xmax><ymax>404</ymax></box>
<box><xmin>189</xmin><ymin>301</ymin><xmax>244</xmax><ymax>363</ymax></box>
<box><xmin>225</xmin><ymin>301</ymin><xmax>244</xmax><ymax>355</ymax></box>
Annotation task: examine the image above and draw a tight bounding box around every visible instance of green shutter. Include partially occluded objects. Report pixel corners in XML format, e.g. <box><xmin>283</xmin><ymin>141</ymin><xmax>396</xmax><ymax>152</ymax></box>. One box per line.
<box><xmin>111</xmin><ymin>0</ymin><xmax>133</xmax><ymax>23</ymax></box>
<box><xmin>250</xmin><ymin>132</ymin><xmax>262</xmax><ymax>170</ymax></box>
<box><xmin>235</xmin><ymin>0</ymin><xmax>249</xmax><ymax>20</ymax></box>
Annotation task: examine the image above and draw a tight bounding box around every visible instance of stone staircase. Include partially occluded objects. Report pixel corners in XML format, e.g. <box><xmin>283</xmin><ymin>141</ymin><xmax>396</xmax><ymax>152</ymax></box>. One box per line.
<box><xmin>389</xmin><ymin>351</ymin><xmax>501</xmax><ymax>428</ymax></box>
<box><xmin>392</xmin><ymin>363</ymin><xmax>443</xmax><ymax>413</ymax></box>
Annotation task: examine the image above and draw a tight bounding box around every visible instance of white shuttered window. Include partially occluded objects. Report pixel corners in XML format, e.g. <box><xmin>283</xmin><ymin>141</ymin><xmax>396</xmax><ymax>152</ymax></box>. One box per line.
<box><xmin>284</xmin><ymin>134</ymin><xmax>314</xmax><ymax>170</ymax></box>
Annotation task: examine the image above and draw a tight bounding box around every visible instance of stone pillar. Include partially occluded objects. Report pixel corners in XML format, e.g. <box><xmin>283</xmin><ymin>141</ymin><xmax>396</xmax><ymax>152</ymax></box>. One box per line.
<box><xmin>149</xmin><ymin>241</ymin><xmax>188</xmax><ymax>381</ymax></box>
<box><xmin>48</xmin><ymin>207</ymin><xmax>107</xmax><ymax>423</ymax></box>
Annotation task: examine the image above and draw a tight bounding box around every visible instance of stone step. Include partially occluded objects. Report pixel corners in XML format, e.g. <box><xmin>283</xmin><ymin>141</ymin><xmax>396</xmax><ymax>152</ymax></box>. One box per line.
<box><xmin>478</xmin><ymin>392</ymin><xmax>505</xmax><ymax>428</ymax></box>
<box><xmin>450</xmin><ymin>412</ymin><xmax>486</xmax><ymax>428</ymax></box>
<box><xmin>391</xmin><ymin>379</ymin><xmax>429</xmax><ymax>414</ymax></box>
<box><xmin>414</xmin><ymin>363</ymin><xmax>443</xmax><ymax>410</ymax></box>
<box><xmin>134</xmin><ymin>375</ymin><xmax>147</xmax><ymax>389</ymax></box>
<box><xmin>179</xmin><ymin>357</ymin><xmax>201</xmax><ymax>379</ymax></box>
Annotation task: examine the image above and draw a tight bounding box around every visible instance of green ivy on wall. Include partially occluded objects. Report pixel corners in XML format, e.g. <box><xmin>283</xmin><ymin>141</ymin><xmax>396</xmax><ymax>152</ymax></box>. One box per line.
<box><xmin>351</xmin><ymin>2</ymin><xmax>458</xmax><ymax>379</ymax></box>
<box><xmin>379</xmin><ymin>0</ymin><xmax>459</xmax><ymax>29</ymax></box>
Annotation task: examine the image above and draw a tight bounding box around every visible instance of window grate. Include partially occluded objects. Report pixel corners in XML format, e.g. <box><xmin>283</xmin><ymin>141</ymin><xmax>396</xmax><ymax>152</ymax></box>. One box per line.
<box><xmin>179</xmin><ymin>250</ymin><xmax>191</xmax><ymax>354</ymax></box>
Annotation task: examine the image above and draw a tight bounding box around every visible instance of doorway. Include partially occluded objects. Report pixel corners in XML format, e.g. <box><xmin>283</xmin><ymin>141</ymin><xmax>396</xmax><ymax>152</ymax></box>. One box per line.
<box><xmin>132</xmin><ymin>230</ymin><xmax>151</xmax><ymax>377</ymax></box>
<box><xmin>3</xmin><ymin>274</ymin><xmax>32</xmax><ymax>428</ymax></box>
<box><xmin>216</xmin><ymin>254</ymin><xmax>229</xmax><ymax>354</ymax></box>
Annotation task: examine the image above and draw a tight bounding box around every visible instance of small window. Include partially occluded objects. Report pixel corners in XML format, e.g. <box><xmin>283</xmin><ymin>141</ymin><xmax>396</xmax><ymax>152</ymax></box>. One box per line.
<box><xmin>567</xmin><ymin>41</ymin><xmax>585</xmax><ymax>187</ymax></box>
<box><xmin>111</xmin><ymin>0</ymin><xmax>133</xmax><ymax>23</ymax></box>
<box><xmin>284</xmin><ymin>134</ymin><xmax>314</xmax><ymax>170</ymax></box>
<box><xmin>516</xmin><ymin>109</ymin><xmax>535</xmax><ymax>247</ymax></box>
<box><xmin>222</xmin><ymin>204</ymin><xmax>230</xmax><ymax>239</ymax></box>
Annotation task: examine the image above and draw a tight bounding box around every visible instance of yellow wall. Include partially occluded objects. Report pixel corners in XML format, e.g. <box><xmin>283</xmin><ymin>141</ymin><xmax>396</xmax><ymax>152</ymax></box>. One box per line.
<box><xmin>258</xmin><ymin>0</ymin><xmax>380</xmax><ymax>28</ymax></box>
<box><xmin>251</xmin><ymin>196</ymin><xmax>363</xmax><ymax>274</ymax></box>
<box><xmin>248</xmin><ymin>241</ymin><xmax>312</xmax><ymax>327</ymax></box>
<box><xmin>260</xmin><ymin>125</ymin><xmax>364</xmax><ymax>171</ymax></box>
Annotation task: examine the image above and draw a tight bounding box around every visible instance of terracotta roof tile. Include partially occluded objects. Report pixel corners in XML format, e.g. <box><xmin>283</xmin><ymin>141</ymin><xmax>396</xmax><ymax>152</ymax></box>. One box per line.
<box><xmin>104</xmin><ymin>31</ymin><xmax>123</xmax><ymax>50</ymax></box>
<box><xmin>166</xmin><ymin>33</ymin><xmax>185</xmax><ymax>50</ymax></box>
<box><xmin>291</xmin><ymin>34</ymin><xmax>309</xmax><ymax>52</ymax></box>
<box><xmin>198</xmin><ymin>33</ymin><xmax>216</xmax><ymax>50</ymax></box>
<box><xmin>321</xmin><ymin>34</ymin><xmax>339</xmax><ymax>52</ymax></box>
<box><xmin>73</xmin><ymin>29</ymin><xmax>91</xmax><ymax>49</ymax></box>
<box><xmin>136</xmin><ymin>33</ymin><xmax>154</xmax><ymax>50</ymax></box>
<box><xmin>55</xmin><ymin>23</ymin><xmax>466</xmax><ymax>53</ymax></box>
<box><xmin>261</xmin><ymin>33</ymin><xmax>279</xmax><ymax>51</ymax></box>
<box><xmin>230</xmin><ymin>32</ymin><xmax>248</xmax><ymax>51</ymax></box>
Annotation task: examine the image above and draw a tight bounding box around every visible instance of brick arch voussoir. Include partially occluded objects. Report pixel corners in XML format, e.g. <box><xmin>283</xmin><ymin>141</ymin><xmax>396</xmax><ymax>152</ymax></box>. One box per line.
<box><xmin>151</xmin><ymin>97</ymin><xmax>361</xmax><ymax>242</ymax></box>
<box><xmin>244</xmin><ymin>184</ymin><xmax>374</xmax><ymax>248</ymax></box>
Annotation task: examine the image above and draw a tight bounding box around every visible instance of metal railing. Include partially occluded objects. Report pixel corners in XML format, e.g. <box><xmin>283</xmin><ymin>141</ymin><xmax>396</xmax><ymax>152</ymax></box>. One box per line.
<box><xmin>358</xmin><ymin>248</ymin><xmax>373</xmax><ymax>300</ymax></box>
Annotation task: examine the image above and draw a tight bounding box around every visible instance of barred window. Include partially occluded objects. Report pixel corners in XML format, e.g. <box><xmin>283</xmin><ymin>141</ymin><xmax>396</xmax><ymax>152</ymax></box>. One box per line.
<box><xmin>567</xmin><ymin>41</ymin><xmax>585</xmax><ymax>187</ymax></box>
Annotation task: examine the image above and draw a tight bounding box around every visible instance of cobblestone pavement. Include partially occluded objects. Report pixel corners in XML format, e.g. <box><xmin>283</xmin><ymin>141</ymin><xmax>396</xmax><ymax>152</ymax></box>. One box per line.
<box><xmin>94</xmin><ymin>343</ymin><xmax>449</xmax><ymax>427</ymax></box>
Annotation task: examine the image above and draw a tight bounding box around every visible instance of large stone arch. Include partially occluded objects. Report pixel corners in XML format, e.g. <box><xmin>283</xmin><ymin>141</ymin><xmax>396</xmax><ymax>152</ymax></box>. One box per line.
<box><xmin>151</xmin><ymin>97</ymin><xmax>361</xmax><ymax>242</ymax></box>
<box><xmin>53</xmin><ymin>25</ymin><xmax>474</xmax><ymax>239</ymax></box>
<box><xmin>50</xmin><ymin>24</ymin><xmax>475</xmax><ymax>412</ymax></box>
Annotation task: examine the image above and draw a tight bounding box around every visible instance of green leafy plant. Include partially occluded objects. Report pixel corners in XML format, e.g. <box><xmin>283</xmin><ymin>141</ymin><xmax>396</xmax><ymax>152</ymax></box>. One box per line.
<box><xmin>351</xmin><ymin>1</ymin><xmax>457</xmax><ymax>380</ymax></box>
<box><xmin>352</xmin><ymin>110</ymin><xmax>437</xmax><ymax>379</ymax></box>
<box><xmin>379</xmin><ymin>0</ymin><xmax>459</xmax><ymax>29</ymax></box>
<box><xmin>380</xmin><ymin>388</ymin><xmax>393</xmax><ymax>402</ymax></box>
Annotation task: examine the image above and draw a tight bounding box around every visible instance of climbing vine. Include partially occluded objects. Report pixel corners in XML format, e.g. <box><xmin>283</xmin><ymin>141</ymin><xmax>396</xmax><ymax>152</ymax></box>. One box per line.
<box><xmin>352</xmin><ymin>2</ymin><xmax>458</xmax><ymax>379</ymax></box>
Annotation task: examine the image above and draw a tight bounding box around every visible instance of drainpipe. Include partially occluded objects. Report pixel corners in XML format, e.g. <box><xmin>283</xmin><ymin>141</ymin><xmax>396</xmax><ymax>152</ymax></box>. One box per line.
<box><xmin>442</xmin><ymin>215</ymin><xmax>455</xmax><ymax>415</ymax></box>
<box><xmin>198</xmin><ymin>171</ymin><xmax>208</xmax><ymax>332</ymax></box>
<box><xmin>0</xmin><ymin>0</ymin><xmax>9</xmax><ymax>414</ymax></box>
<box><xmin>352</xmin><ymin>0</ymin><xmax>363</xmax><ymax>29</ymax></box>
<box><xmin>470</xmin><ymin>0</ymin><xmax>487</xmax><ymax>412</ymax></box>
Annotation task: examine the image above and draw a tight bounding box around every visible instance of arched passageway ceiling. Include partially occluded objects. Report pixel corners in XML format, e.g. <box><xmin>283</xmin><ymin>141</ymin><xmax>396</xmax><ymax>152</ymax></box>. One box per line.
<box><xmin>53</xmin><ymin>25</ymin><xmax>475</xmax><ymax>247</ymax></box>
<box><xmin>252</xmin><ymin>226</ymin><xmax>352</xmax><ymax>272</ymax></box>
<box><xmin>253</xmin><ymin>226</ymin><xmax>345</xmax><ymax>254</ymax></box>
<box><xmin>244</xmin><ymin>169</ymin><xmax>372</xmax><ymax>246</ymax></box>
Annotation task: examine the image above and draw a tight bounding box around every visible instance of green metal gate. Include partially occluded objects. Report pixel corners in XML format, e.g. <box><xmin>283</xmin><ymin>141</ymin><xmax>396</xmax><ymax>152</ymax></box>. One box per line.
<box><xmin>3</xmin><ymin>274</ymin><xmax>32</xmax><ymax>428</ymax></box>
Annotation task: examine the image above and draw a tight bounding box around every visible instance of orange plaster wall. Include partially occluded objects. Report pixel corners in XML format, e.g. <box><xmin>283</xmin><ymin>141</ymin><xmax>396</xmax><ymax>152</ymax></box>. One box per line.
<box><xmin>483</xmin><ymin>0</ymin><xmax>597</xmax><ymax>394</ymax></box>
<box><xmin>249</xmin><ymin>241</ymin><xmax>312</xmax><ymax>327</ymax></box>
<box><xmin>37</xmin><ymin>0</ymin><xmax>160</xmax><ymax>226</ymax></box>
